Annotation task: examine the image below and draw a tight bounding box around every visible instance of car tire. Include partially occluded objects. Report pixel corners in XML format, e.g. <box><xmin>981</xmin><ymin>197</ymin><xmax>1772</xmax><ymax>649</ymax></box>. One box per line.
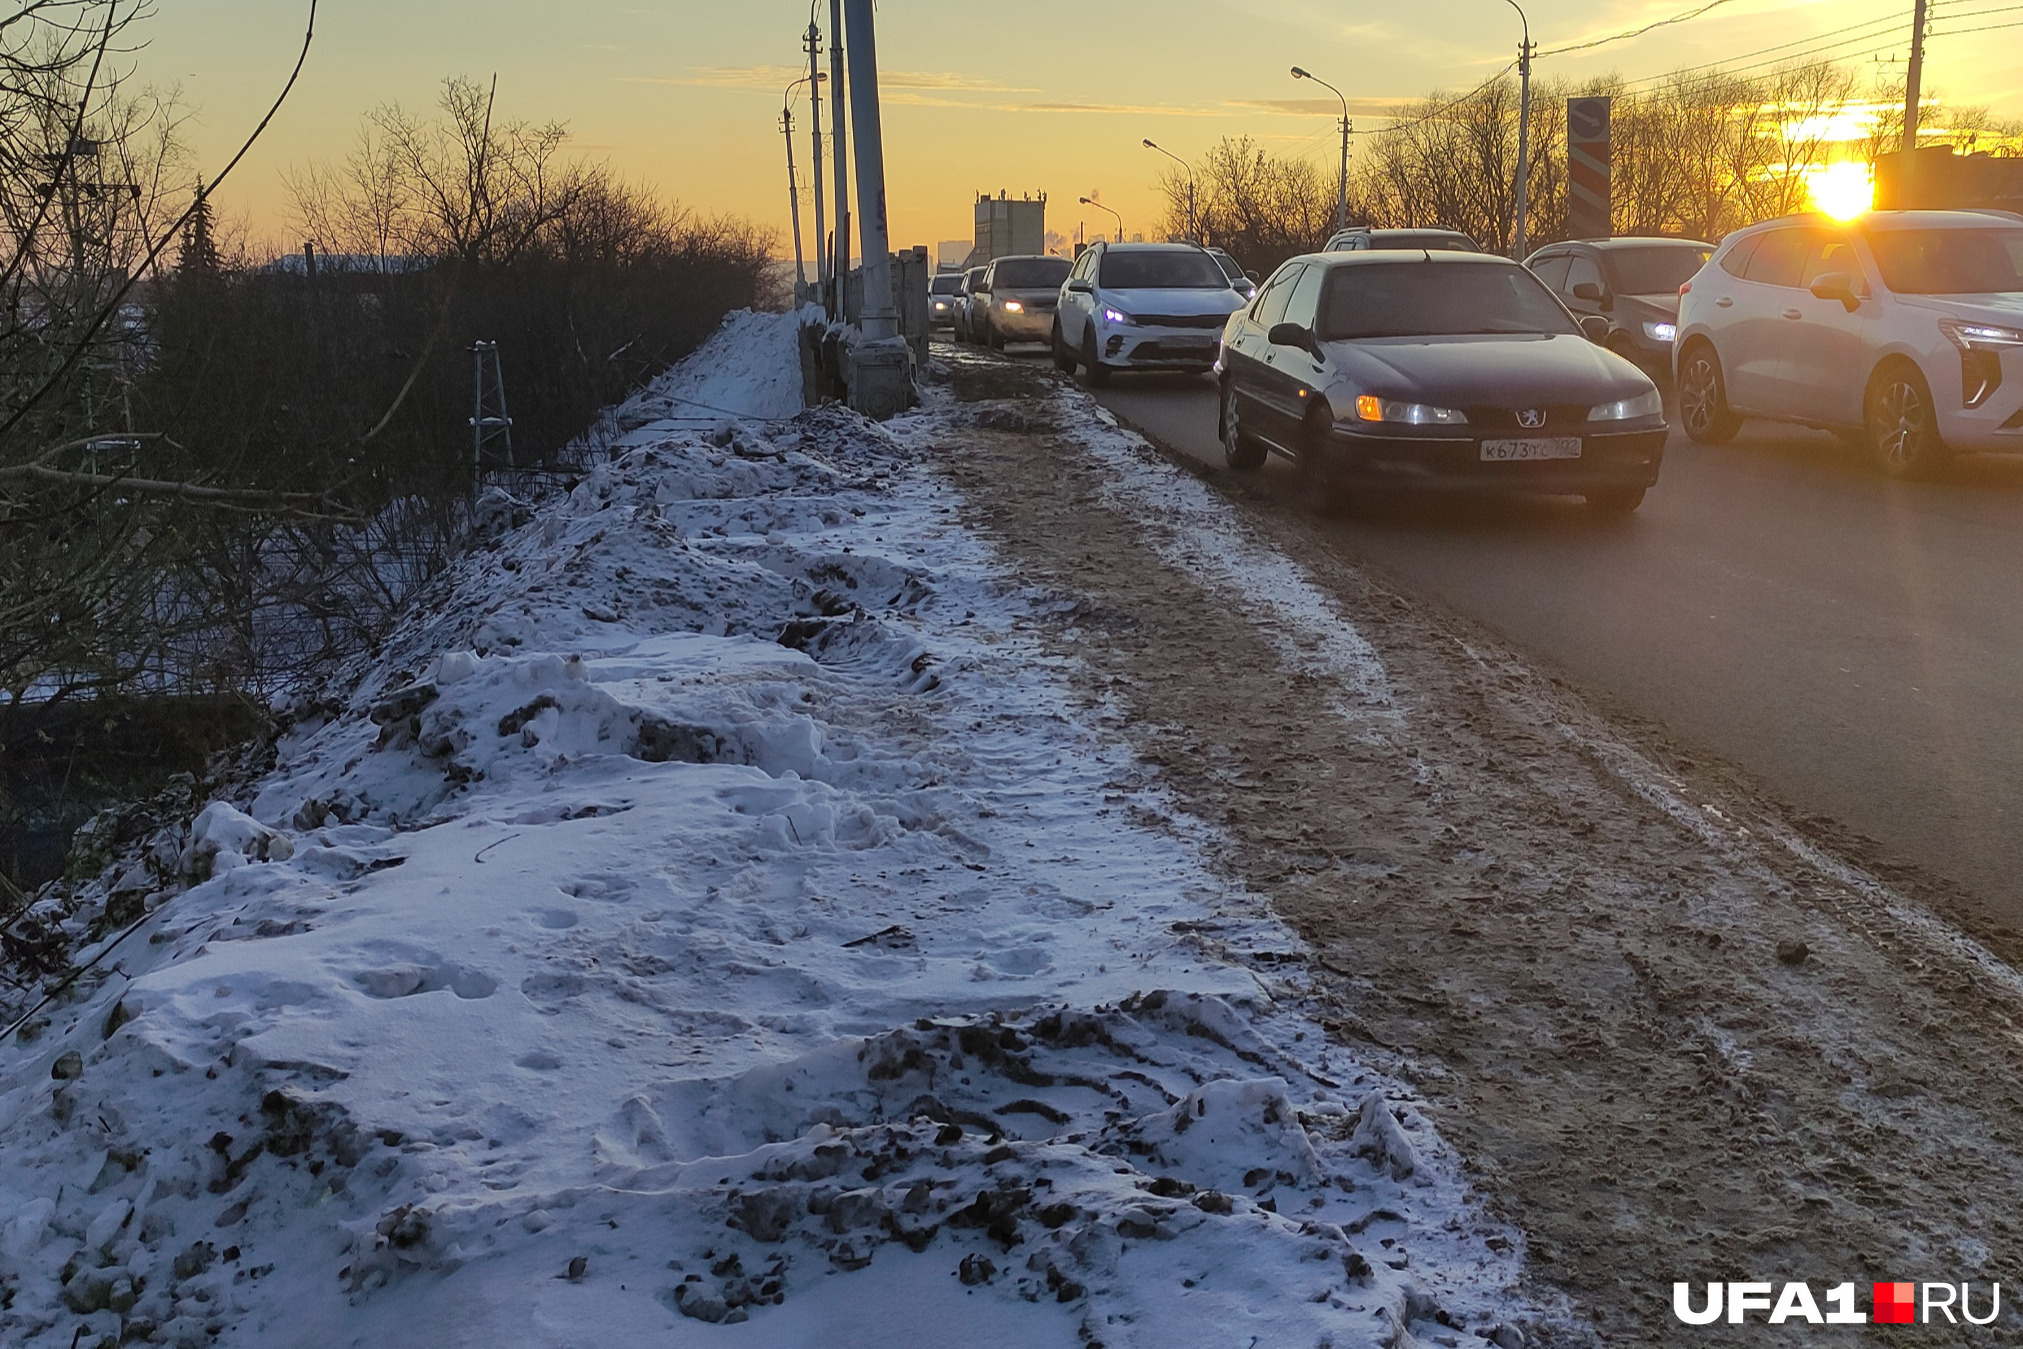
<box><xmin>1052</xmin><ymin>322</ymin><xmax>1077</xmax><ymax>373</ymax></box>
<box><xmin>1080</xmin><ymin>331</ymin><xmax>1110</xmax><ymax>387</ymax></box>
<box><xmin>1220</xmin><ymin>382</ymin><xmax>1265</xmax><ymax>471</ymax></box>
<box><xmin>1677</xmin><ymin>343</ymin><xmax>1740</xmax><ymax>444</ymax></box>
<box><xmin>1865</xmin><ymin>360</ymin><xmax>1951</xmax><ymax>479</ymax></box>
<box><xmin>1584</xmin><ymin>486</ymin><xmax>1646</xmax><ymax>513</ymax></box>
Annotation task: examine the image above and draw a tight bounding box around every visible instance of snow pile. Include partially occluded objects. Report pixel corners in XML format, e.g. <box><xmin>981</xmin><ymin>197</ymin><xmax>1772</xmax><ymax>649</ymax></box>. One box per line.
<box><xmin>0</xmin><ymin>315</ymin><xmax>1536</xmax><ymax>1347</ymax></box>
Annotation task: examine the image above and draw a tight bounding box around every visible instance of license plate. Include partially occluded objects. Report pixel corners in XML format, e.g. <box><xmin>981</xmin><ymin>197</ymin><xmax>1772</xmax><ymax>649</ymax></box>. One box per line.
<box><xmin>1480</xmin><ymin>437</ymin><xmax>1582</xmax><ymax>462</ymax></box>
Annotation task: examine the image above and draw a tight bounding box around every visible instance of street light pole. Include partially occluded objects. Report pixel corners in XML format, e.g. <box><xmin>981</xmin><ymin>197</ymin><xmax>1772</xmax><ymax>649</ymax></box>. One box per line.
<box><xmin>1290</xmin><ymin>67</ymin><xmax>1350</xmax><ymax>236</ymax></box>
<box><xmin>1504</xmin><ymin>0</ymin><xmax>1534</xmax><ymax>259</ymax></box>
<box><xmin>783</xmin><ymin>79</ymin><xmax>809</xmax><ymax>296</ymax></box>
<box><xmin>1142</xmin><ymin>140</ymin><xmax>1196</xmax><ymax>242</ymax></box>
<box><xmin>1079</xmin><ymin>195</ymin><xmax>1123</xmax><ymax>243</ymax></box>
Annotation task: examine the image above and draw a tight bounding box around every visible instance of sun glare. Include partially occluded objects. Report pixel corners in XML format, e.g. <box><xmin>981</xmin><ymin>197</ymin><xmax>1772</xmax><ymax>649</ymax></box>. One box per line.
<box><xmin>1807</xmin><ymin>161</ymin><xmax>1874</xmax><ymax>220</ymax></box>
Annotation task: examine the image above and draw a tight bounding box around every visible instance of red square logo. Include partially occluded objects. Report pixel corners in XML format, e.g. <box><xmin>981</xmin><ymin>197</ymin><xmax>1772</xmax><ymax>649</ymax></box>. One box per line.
<box><xmin>1875</xmin><ymin>1282</ymin><xmax>1917</xmax><ymax>1324</ymax></box>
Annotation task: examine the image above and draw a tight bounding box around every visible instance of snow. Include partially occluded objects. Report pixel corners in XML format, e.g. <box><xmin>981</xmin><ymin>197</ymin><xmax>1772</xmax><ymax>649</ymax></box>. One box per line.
<box><xmin>0</xmin><ymin>310</ymin><xmax>1538</xmax><ymax>1347</ymax></box>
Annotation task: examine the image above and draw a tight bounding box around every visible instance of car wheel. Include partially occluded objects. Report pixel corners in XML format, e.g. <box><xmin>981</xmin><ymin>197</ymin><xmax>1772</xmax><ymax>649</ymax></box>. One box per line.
<box><xmin>1865</xmin><ymin>360</ymin><xmax>1951</xmax><ymax>479</ymax></box>
<box><xmin>1220</xmin><ymin>382</ymin><xmax>1265</xmax><ymax>471</ymax></box>
<box><xmin>1052</xmin><ymin>322</ymin><xmax>1076</xmax><ymax>373</ymax></box>
<box><xmin>1677</xmin><ymin>344</ymin><xmax>1740</xmax><ymax>444</ymax></box>
<box><xmin>1584</xmin><ymin>486</ymin><xmax>1646</xmax><ymax>513</ymax></box>
<box><xmin>1080</xmin><ymin>331</ymin><xmax>1110</xmax><ymax>387</ymax></box>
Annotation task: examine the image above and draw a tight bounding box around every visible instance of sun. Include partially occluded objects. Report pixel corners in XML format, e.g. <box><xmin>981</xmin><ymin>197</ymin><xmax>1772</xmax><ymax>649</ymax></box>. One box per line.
<box><xmin>1806</xmin><ymin>162</ymin><xmax>1874</xmax><ymax>220</ymax></box>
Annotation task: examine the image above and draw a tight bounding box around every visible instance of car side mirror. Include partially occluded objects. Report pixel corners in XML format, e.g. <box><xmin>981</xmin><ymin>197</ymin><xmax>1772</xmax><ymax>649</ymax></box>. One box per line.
<box><xmin>1578</xmin><ymin>315</ymin><xmax>1611</xmax><ymax>344</ymax></box>
<box><xmin>1809</xmin><ymin>270</ymin><xmax>1860</xmax><ymax>312</ymax></box>
<box><xmin>1065</xmin><ymin>278</ymin><xmax>1093</xmax><ymax>293</ymax></box>
<box><xmin>1571</xmin><ymin>280</ymin><xmax>1605</xmax><ymax>303</ymax></box>
<box><xmin>975</xmin><ymin>282</ymin><xmax>992</xmax><ymax>294</ymax></box>
<box><xmin>1268</xmin><ymin>322</ymin><xmax>1314</xmax><ymax>350</ymax></box>
<box><xmin>1245</xmin><ymin>269</ymin><xmax>1260</xmax><ymax>281</ymax></box>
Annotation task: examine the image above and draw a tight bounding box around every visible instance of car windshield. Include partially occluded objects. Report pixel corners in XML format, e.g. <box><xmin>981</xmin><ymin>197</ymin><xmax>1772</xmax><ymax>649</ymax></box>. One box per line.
<box><xmin>1316</xmin><ymin>261</ymin><xmax>1580</xmax><ymax>340</ymax></box>
<box><xmin>991</xmin><ymin>257</ymin><xmax>1070</xmax><ymax>289</ymax></box>
<box><xmin>930</xmin><ymin>275</ymin><xmax>964</xmax><ymax>294</ymax></box>
<box><xmin>1867</xmin><ymin>227</ymin><xmax>2023</xmax><ymax>294</ymax></box>
<box><xmin>1100</xmin><ymin>250</ymin><xmax>1228</xmax><ymax>289</ymax></box>
<box><xmin>1607</xmin><ymin>245</ymin><xmax>1712</xmax><ymax>294</ymax></box>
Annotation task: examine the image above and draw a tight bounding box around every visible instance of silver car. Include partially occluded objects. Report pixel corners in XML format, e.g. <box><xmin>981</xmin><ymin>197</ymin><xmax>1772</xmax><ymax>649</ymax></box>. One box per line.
<box><xmin>928</xmin><ymin>271</ymin><xmax>964</xmax><ymax>329</ymax></box>
<box><xmin>974</xmin><ymin>254</ymin><xmax>1071</xmax><ymax>349</ymax></box>
<box><xmin>1051</xmin><ymin>242</ymin><xmax>1246</xmax><ymax>384</ymax></box>
<box><xmin>1675</xmin><ymin>210</ymin><xmax>2023</xmax><ymax>477</ymax></box>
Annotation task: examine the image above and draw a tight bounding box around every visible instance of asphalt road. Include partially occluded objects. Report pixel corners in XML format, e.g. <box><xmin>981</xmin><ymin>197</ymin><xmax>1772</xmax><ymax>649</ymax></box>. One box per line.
<box><xmin>1000</xmin><ymin>347</ymin><xmax>2023</xmax><ymax>929</ymax></box>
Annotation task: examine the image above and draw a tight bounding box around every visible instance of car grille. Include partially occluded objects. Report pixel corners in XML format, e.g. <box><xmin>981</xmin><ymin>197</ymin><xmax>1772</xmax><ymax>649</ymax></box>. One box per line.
<box><xmin>1464</xmin><ymin>404</ymin><xmax>1590</xmax><ymax>431</ymax></box>
<box><xmin>1137</xmin><ymin>312</ymin><xmax>1227</xmax><ymax>329</ymax></box>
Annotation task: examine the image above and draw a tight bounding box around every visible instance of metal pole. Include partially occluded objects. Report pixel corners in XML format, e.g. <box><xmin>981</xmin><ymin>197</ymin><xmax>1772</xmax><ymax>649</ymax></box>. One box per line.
<box><xmin>1142</xmin><ymin>140</ymin><xmax>1196</xmax><ymax>241</ymax></box>
<box><xmin>1291</xmin><ymin>68</ymin><xmax>1350</xmax><ymax>236</ymax></box>
<box><xmin>829</xmin><ymin>0</ymin><xmax>850</xmax><ymax>305</ymax></box>
<box><xmin>1901</xmin><ymin>0</ymin><xmax>1928</xmax><ymax>152</ymax></box>
<box><xmin>805</xmin><ymin>15</ymin><xmax>828</xmax><ymax>301</ymax></box>
<box><xmin>782</xmin><ymin>87</ymin><xmax>806</xmax><ymax>295</ymax></box>
<box><xmin>1504</xmin><ymin>0</ymin><xmax>1533</xmax><ymax>259</ymax></box>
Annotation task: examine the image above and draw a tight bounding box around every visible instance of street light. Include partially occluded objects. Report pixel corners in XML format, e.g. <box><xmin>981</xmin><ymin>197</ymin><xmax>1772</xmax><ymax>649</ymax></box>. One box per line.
<box><xmin>1142</xmin><ymin>139</ymin><xmax>1196</xmax><ymax>243</ymax></box>
<box><xmin>1502</xmin><ymin>0</ymin><xmax>1535</xmax><ymax>260</ymax></box>
<box><xmin>783</xmin><ymin>74</ymin><xmax>825</xmax><ymax>295</ymax></box>
<box><xmin>1079</xmin><ymin>195</ymin><xmax>1123</xmax><ymax>243</ymax></box>
<box><xmin>1289</xmin><ymin>67</ymin><xmax>1350</xmax><ymax>237</ymax></box>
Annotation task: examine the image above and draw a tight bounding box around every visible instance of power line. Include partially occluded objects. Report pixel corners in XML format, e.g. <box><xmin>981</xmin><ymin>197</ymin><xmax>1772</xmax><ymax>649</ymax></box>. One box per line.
<box><xmin>1541</xmin><ymin>0</ymin><xmax>1743</xmax><ymax>56</ymax></box>
<box><xmin>1614</xmin><ymin>1</ymin><xmax>2023</xmax><ymax>91</ymax></box>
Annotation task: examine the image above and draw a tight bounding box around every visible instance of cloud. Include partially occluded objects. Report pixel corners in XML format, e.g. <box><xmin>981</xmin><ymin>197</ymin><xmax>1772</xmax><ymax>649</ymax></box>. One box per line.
<box><xmin>1227</xmin><ymin>97</ymin><xmax>1415</xmax><ymax>117</ymax></box>
<box><xmin>636</xmin><ymin>65</ymin><xmax>1034</xmax><ymax>94</ymax></box>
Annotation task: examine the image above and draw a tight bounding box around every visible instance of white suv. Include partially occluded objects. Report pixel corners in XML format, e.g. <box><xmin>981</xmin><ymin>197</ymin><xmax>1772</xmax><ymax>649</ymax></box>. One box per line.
<box><xmin>1675</xmin><ymin>210</ymin><xmax>2023</xmax><ymax>476</ymax></box>
<box><xmin>1051</xmin><ymin>242</ymin><xmax>1246</xmax><ymax>385</ymax></box>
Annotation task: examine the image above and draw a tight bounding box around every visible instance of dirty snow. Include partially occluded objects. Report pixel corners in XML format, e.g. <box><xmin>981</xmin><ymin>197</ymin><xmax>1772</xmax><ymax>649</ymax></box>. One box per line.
<box><xmin>0</xmin><ymin>311</ymin><xmax>1536</xmax><ymax>1348</ymax></box>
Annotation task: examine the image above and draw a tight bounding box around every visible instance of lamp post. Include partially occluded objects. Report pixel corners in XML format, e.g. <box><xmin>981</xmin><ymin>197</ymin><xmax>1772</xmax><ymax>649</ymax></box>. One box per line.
<box><xmin>1142</xmin><ymin>139</ymin><xmax>1196</xmax><ymax>242</ymax></box>
<box><xmin>1289</xmin><ymin>67</ymin><xmax>1350</xmax><ymax>236</ymax></box>
<box><xmin>1503</xmin><ymin>0</ymin><xmax>1534</xmax><ymax>259</ymax></box>
<box><xmin>1079</xmin><ymin>195</ymin><xmax>1123</xmax><ymax>243</ymax></box>
<box><xmin>783</xmin><ymin>77</ymin><xmax>811</xmax><ymax>295</ymax></box>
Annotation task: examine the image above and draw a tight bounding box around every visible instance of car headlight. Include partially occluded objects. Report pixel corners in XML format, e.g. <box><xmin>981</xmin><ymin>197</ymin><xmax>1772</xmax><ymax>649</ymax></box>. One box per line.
<box><xmin>1589</xmin><ymin>389</ymin><xmax>1664</xmax><ymax>421</ymax></box>
<box><xmin>1642</xmin><ymin>321</ymin><xmax>1677</xmax><ymax>343</ymax></box>
<box><xmin>932</xmin><ymin>300</ymin><xmax>949</xmax><ymax>311</ymax></box>
<box><xmin>1939</xmin><ymin>319</ymin><xmax>2021</xmax><ymax>408</ymax></box>
<box><xmin>1001</xmin><ymin>300</ymin><xmax>1024</xmax><ymax>314</ymax></box>
<box><xmin>1102</xmin><ymin>306</ymin><xmax>1135</xmax><ymax>325</ymax></box>
<box><xmin>1352</xmin><ymin>395</ymin><xmax>1466</xmax><ymax>425</ymax></box>
<box><xmin>1939</xmin><ymin>318</ymin><xmax>2023</xmax><ymax>348</ymax></box>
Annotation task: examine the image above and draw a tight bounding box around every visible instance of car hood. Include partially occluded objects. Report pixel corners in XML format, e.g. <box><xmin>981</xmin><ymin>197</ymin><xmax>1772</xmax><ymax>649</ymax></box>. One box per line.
<box><xmin>1102</xmin><ymin>286</ymin><xmax>1245</xmax><ymax>315</ymax></box>
<box><xmin>1323</xmin><ymin>332</ymin><xmax>1651</xmax><ymax>402</ymax></box>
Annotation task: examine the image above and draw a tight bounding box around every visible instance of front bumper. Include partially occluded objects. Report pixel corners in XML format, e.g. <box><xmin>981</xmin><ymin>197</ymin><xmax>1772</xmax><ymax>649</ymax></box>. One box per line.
<box><xmin>1318</xmin><ymin>423</ymin><xmax>1667</xmax><ymax>493</ymax></box>
<box><xmin>1101</xmin><ymin>324</ymin><xmax>1224</xmax><ymax>369</ymax></box>
<box><xmin>990</xmin><ymin>307</ymin><xmax>1056</xmax><ymax>341</ymax></box>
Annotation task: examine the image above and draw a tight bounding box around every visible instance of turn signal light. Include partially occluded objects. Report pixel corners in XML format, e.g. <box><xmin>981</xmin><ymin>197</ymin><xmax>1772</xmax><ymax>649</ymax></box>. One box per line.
<box><xmin>1355</xmin><ymin>394</ymin><xmax>1382</xmax><ymax>421</ymax></box>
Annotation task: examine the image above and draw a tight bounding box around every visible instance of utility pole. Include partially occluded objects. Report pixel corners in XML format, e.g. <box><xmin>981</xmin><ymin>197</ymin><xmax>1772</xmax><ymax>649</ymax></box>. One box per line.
<box><xmin>1505</xmin><ymin>0</ymin><xmax>1534</xmax><ymax>259</ymax></box>
<box><xmin>841</xmin><ymin>0</ymin><xmax>911</xmax><ymax>418</ymax></box>
<box><xmin>782</xmin><ymin>85</ymin><xmax>806</xmax><ymax>297</ymax></box>
<box><xmin>1290</xmin><ymin>67</ymin><xmax>1351</xmax><ymax>236</ymax></box>
<box><xmin>1901</xmin><ymin>0</ymin><xmax>1929</xmax><ymax>152</ymax></box>
<box><xmin>830</xmin><ymin>0</ymin><xmax>850</xmax><ymax>313</ymax></box>
<box><xmin>804</xmin><ymin>15</ymin><xmax>828</xmax><ymax>304</ymax></box>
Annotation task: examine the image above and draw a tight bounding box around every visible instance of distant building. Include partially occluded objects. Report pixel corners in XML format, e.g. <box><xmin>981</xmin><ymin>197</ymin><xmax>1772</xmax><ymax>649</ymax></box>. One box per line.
<box><xmin>968</xmin><ymin>192</ymin><xmax>1047</xmax><ymax>267</ymax></box>
<box><xmin>936</xmin><ymin>240</ymin><xmax>972</xmax><ymax>270</ymax></box>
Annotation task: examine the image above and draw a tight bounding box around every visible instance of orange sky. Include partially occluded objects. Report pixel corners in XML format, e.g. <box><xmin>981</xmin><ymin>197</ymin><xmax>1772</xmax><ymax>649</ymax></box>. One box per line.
<box><xmin>152</xmin><ymin>0</ymin><xmax>2022</xmax><ymax>261</ymax></box>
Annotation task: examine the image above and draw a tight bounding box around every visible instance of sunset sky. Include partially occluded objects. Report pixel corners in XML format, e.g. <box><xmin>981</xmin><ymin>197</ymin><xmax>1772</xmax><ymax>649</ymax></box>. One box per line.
<box><xmin>156</xmin><ymin>0</ymin><xmax>2022</xmax><ymax>259</ymax></box>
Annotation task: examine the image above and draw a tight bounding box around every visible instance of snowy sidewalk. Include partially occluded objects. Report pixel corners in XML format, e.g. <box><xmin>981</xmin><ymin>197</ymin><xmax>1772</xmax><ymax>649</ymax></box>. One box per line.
<box><xmin>0</xmin><ymin>312</ymin><xmax>1536</xmax><ymax>1348</ymax></box>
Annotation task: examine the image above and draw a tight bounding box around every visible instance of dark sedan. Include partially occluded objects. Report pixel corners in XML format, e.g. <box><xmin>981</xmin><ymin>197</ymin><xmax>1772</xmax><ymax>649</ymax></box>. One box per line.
<box><xmin>1215</xmin><ymin>252</ymin><xmax>1667</xmax><ymax>511</ymax></box>
<box><xmin>1525</xmin><ymin>237</ymin><xmax>1713</xmax><ymax>380</ymax></box>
